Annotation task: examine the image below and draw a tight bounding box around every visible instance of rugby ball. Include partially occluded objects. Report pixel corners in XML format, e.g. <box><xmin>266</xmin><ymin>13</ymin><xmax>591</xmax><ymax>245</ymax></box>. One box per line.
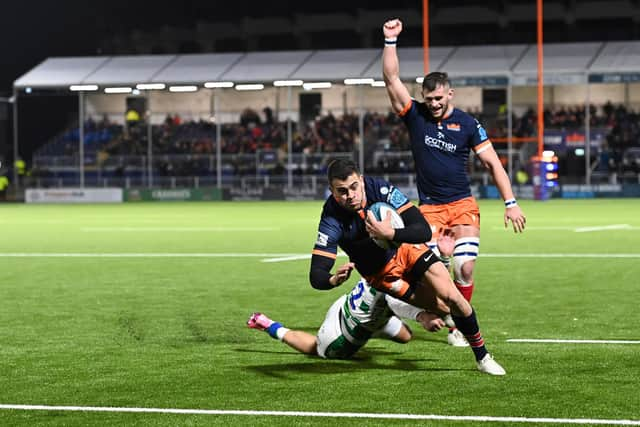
<box><xmin>368</xmin><ymin>202</ymin><xmax>405</xmax><ymax>249</ymax></box>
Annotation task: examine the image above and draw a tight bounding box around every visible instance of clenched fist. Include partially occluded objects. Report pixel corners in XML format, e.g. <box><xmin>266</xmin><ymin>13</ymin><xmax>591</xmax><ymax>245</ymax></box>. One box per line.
<box><xmin>383</xmin><ymin>19</ymin><xmax>403</xmax><ymax>38</ymax></box>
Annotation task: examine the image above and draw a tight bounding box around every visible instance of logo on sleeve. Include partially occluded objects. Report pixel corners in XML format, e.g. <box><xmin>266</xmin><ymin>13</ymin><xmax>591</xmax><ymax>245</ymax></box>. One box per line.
<box><xmin>477</xmin><ymin>123</ymin><xmax>488</xmax><ymax>140</ymax></box>
<box><xmin>316</xmin><ymin>232</ymin><xmax>329</xmax><ymax>247</ymax></box>
<box><xmin>387</xmin><ymin>187</ymin><xmax>409</xmax><ymax>209</ymax></box>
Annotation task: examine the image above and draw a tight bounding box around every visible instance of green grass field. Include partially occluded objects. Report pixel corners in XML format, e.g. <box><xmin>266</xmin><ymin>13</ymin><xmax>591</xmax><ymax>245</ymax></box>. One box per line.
<box><xmin>0</xmin><ymin>199</ymin><xmax>639</xmax><ymax>426</ymax></box>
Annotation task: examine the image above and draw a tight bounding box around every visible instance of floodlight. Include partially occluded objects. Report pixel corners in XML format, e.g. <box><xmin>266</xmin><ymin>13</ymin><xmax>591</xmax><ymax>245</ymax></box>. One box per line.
<box><xmin>169</xmin><ymin>85</ymin><xmax>198</xmax><ymax>92</ymax></box>
<box><xmin>104</xmin><ymin>87</ymin><xmax>133</xmax><ymax>94</ymax></box>
<box><xmin>204</xmin><ymin>81</ymin><xmax>234</xmax><ymax>88</ymax></box>
<box><xmin>69</xmin><ymin>85</ymin><xmax>99</xmax><ymax>91</ymax></box>
<box><xmin>273</xmin><ymin>80</ymin><xmax>304</xmax><ymax>87</ymax></box>
<box><xmin>344</xmin><ymin>78</ymin><xmax>375</xmax><ymax>85</ymax></box>
<box><xmin>303</xmin><ymin>82</ymin><xmax>332</xmax><ymax>90</ymax></box>
<box><xmin>136</xmin><ymin>83</ymin><xmax>166</xmax><ymax>90</ymax></box>
<box><xmin>235</xmin><ymin>84</ymin><xmax>265</xmax><ymax>91</ymax></box>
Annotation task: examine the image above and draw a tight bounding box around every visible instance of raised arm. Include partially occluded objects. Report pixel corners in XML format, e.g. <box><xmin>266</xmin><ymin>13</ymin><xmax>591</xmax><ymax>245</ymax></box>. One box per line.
<box><xmin>382</xmin><ymin>19</ymin><xmax>412</xmax><ymax>114</ymax></box>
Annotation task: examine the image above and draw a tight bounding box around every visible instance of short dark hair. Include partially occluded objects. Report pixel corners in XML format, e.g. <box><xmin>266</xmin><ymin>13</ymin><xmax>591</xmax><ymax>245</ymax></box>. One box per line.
<box><xmin>327</xmin><ymin>158</ymin><xmax>359</xmax><ymax>182</ymax></box>
<box><xmin>422</xmin><ymin>71</ymin><xmax>450</xmax><ymax>92</ymax></box>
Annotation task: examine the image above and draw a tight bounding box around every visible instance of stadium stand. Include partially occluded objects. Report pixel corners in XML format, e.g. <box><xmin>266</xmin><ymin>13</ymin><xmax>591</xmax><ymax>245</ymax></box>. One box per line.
<box><xmin>28</xmin><ymin>102</ymin><xmax>640</xmax><ymax>189</ymax></box>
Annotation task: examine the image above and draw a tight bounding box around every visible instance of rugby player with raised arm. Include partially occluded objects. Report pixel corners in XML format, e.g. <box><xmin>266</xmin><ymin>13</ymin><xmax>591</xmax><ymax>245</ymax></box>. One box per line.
<box><xmin>382</xmin><ymin>18</ymin><xmax>526</xmax><ymax>347</ymax></box>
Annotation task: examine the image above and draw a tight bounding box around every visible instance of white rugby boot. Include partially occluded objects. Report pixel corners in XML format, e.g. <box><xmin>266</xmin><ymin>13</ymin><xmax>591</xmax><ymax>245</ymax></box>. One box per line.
<box><xmin>447</xmin><ymin>328</ymin><xmax>469</xmax><ymax>347</ymax></box>
<box><xmin>476</xmin><ymin>353</ymin><xmax>506</xmax><ymax>376</ymax></box>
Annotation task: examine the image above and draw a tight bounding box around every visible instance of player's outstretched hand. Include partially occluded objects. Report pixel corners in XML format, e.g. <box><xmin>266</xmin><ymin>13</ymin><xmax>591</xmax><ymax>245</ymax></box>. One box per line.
<box><xmin>416</xmin><ymin>311</ymin><xmax>446</xmax><ymax>332</ymax></box>
<box><xmin>504</xmin><ymin>205</ymin><xmax>526</xmax><ymax>233</ymax></box>
<box><xmin>436</xmin><ymin>232</ymin><xmax>455</xmax><ymax>257</ymax></box>
<box><xmin>331</xmin><ymin>262</ymin><xmax>355</xmax><ymax>287</ymax></box>
<box><xmin>383</xmin><ymin>19</ymin><xmax>403</xmax><ymax>38</ymax></box>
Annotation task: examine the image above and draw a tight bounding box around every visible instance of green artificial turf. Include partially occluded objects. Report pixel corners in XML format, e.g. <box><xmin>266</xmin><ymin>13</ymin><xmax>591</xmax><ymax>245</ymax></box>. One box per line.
<box><xmin>0</xmin><ymin>199</ymin><xmax>638</xmax><ymax>426</ymax></box>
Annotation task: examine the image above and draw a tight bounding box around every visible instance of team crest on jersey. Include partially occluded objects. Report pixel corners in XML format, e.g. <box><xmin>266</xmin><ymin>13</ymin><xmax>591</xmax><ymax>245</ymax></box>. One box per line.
<box><xmin>446</xmin><ymin>123</ymin><xmax>461</xmax><ymax>131</ymax></box>
<box><xmin>316</xmin><ymin>231</ymin><xmax>329</xmax><ymax>247</ymax></box>
<box><xmin>437</xmin><ymin>131</ymin><xmax>445</xmax><ymax>139</ymax></box>
<box><xmin>387</xmin><ymin>187</ymin><xmax>409</xmax><ymax>208</ymax></box>
<box><xmin>379</xmin><ymin>186</ymin><xmax>389</xmax><ymax>195</ymax></box>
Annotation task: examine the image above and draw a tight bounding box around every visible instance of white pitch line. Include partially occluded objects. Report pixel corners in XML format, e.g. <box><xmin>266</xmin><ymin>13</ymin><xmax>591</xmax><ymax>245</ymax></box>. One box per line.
<box><xmin>508</xmin><ymin>339</ymin><xmax>640</xmax><ymax>344</ymax></box>
<box><xmin>491</xmin><ymin>225</ymin><xmax>639</xmax><ymax>232</ymax></box>
<box><xmin>0</xmin><ymin>253</ymin><xmax>302</xmax><ymax>258</ymax></box>
<box><xmin>0</xmin><ymin>405</ymin><xmax>638</xmax><ymax>425</ymax></box>
<box><xmin>262</xmin><ymin>252</ymin><xmax>348</xmax><ymax>263</ymax></box>
<box><xmin>262</xmin><ymin>254</ymin><xmax>312</xmax><ymax>262</ymax></box>
<box><xmin>261</xmin><ymin>253</ymin><xmax>638</xmax><ymax>262</ymax></box>
<box><xmin>574</xmin><ymin>224</ymin><xmax>632</xmax><ymax>233</ymax></box>
<box><xmin>492</xmin><ymin>226</ymin><xmax>576</xmax><ymax>230</ymax></box>
<box><xmin>81</xmin><ymin>227</ymin><xmax>278</xmax><ymax>232</ymax></box>
<box><xmin>481</xmin><ymin>253</ymin><xmax>640</xmax><ymax>258</ymax></box>
<box><xmin>1</xmin><ymin>253</ymin><xmax>639</xmax><ymax>260</ymax></box>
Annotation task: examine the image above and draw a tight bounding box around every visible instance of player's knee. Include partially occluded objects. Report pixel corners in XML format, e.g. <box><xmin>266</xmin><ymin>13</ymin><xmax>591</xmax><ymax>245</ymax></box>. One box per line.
<box><xmin>459</xmin><ymin>259</ymin><xmax>475</xmax><ymax>281</ymax></box>
<box><xmin>394</xmin><ymin>325</ymin><xmax>413</xmax><ymax>343</ymax></box>
<box><xmin>452</xmin><ymin>237</ymin><xmax>479</xmax><ymax>284</ymax></box>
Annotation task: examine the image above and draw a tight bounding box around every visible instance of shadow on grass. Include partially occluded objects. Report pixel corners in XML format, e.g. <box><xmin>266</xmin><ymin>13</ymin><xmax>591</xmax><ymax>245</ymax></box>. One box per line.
<box><xmin>237</xmin><ymin>347</ymin><xmax>464</xmax><ymax>378</ymax></box>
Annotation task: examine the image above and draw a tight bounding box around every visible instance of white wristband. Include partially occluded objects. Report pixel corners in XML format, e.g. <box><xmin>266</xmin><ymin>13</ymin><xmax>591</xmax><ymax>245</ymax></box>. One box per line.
<box><xmin>384</xmin><ymin>38</ymin><xmax>397</xmax><ymax>46</ymax></box>
<box><xmin>505</xmin><ymin>198</ymin><xmax>518</xmax><ymax>208</ymax></box>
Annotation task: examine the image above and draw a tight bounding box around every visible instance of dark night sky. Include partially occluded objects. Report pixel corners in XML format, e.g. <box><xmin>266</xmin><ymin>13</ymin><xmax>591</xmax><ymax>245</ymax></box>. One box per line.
<box><xmin>0</xmin><ymin>0</ymin><xmax>422</xmax><ymax>95</ymax></box>
<box><xmin>0</xmin><ymin>0</ymin><xmax>423</xmax><ymax>159</ymax></box>
<box><xmin>2</xmin><ymin>0</ymin><xmax>638</xmax><ymax>160</ymax></box>
<box><xmin>3</xmin><ymin>0</ymin><xmax>636</xmax><ymax>96</ymax></box>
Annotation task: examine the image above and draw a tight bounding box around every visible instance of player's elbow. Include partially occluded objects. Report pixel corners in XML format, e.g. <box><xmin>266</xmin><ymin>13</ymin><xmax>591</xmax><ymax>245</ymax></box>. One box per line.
<box><xmin>309</xmin><ymin>270</ymin><xmax>333</xmax><ymax>290</ymax></box>
<box><xmin>411</xmin><ymin>222</ymin><xmax>431</xmax><ymax>243</ymax></box>
<box><xmin>421</xmin><ymin>222</ymin><xmax>432</xmax><ymax>242</ymax></box>
<box><xmin>397</xmin><ymin>207</ymin><xmax>432</xmax><ymax>243</ymax></box>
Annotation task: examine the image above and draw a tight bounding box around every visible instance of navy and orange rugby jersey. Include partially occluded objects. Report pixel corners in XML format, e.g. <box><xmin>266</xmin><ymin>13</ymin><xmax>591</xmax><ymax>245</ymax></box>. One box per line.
<box><xmin>399</xmin><ymin>100</ymin><xmax>492</xmax><ymax>205</ymax></box>
<box><xmin>312</xmin><ymin>176</ymin><xmax>413</xmax><ymax>276</ymax></box>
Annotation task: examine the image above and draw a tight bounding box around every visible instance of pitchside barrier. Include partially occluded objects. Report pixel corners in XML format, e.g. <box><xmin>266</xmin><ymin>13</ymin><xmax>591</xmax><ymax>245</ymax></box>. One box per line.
<box><xmin>124</xmin><ymin>188</ymin><xmax>223</xmax><ymax>202</ymax></box>
<box><xmin>129</xmin><ymin>184</ymin><xmax>640</xmax><ymax>202</ymax></box>
<box><xmin>23</xmin><ymin>184</ymin><xmax>640</xmax><ymax>203</ymax></box>
<box><xmin>25</xmin><ymin>188</ymin><xmax>123</xmax><ymax>203</ymax></box>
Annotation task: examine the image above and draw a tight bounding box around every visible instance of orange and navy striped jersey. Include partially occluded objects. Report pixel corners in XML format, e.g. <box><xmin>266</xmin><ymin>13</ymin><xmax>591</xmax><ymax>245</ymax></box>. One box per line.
<box><xmin>399</xmin><ymin>100</ymin><xmax>492</xmax><ymax>205</ymax></box>
<box><xmin>311</xmin><ymin>176</ymin><xmax>413</xmax><ymax>276</ymax></box>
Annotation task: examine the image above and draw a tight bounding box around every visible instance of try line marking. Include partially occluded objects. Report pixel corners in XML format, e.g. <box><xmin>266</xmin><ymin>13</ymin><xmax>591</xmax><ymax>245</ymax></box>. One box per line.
<box><xmin>508</xmin><ymin>339</ymin><xmax>640</xmax><ymax>344</ymax></box>
<box><xmin>0</xmin><ymin>405</ymin><xmax>638</xmax><ymax>425</ymax></box>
